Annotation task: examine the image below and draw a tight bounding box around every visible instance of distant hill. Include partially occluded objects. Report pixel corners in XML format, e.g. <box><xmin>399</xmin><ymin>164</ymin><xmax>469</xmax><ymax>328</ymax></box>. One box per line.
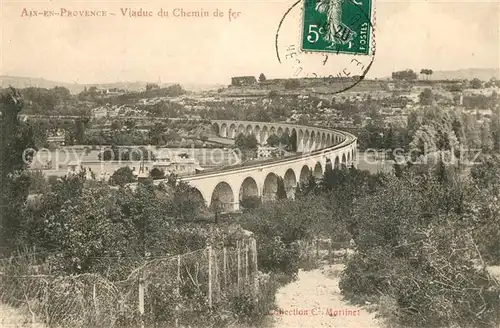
<box><xmin>428</xmin><ymin>68</ymin><xmax>499</xmax><ymax>81</ymax></box>
<box><xmin>0</xmin><ymin>76</ymin><xmax>84</xmax><ymax>93</ymax></box>
<box><xmin>383</xmin><ymin>69</ymin><xmax>499</xmax><ymax>81</ymax></box>
<box><xmin>181</xmin><ymin>83</ymin><xmax>225</xmax><ymax>91</ymax></box>
<box><xmin>0</xmin><ymin>75</ymin><xmax>223</xmax><ymax>94</ymax></box>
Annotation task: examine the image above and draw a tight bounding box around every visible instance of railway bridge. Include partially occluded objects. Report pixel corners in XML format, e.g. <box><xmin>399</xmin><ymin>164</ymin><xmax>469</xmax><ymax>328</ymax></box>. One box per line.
<box><xmin>155</xmin><ymin>120</ymin><xmax>357</xmax><ymax>212</ymax></box>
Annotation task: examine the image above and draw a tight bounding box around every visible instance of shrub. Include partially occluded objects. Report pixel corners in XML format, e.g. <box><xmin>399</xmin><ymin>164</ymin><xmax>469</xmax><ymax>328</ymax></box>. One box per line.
<box><xmin>239</xmin><ymin>196</ymin><xmax>261</xmax><ymax>211</ymax></box>
<box><xmin>109</xmin><ymin>166</ymin><xmax>135</xmax><ymax>186</ymax></box>
<box><xmin>257</xmin><ymin>236</ymin><xmax>300</xmax><ymax>281</ymax></box>
<box><xmin>284</xmin><ymin>79</ymin><xmax>300</xmax><ymax>90</ymax></box>
<box><xmin>340</xmin><ymin>221</ymin><xmax>500</xmax><ymax>328</ymax></box>
<box><xmin>338</xmin><ymin>171</ymin><xmax>500</xmax><ymax>328</ymax></box>
<box><xmin>150</xmin><ymin>167</ymin><xmax>165</xmax><ymax>179</ymax></box>
<box><xmin>229</xmin><ymin>271</ymin><xmax>279</xmax><ymax>325</ymax></box>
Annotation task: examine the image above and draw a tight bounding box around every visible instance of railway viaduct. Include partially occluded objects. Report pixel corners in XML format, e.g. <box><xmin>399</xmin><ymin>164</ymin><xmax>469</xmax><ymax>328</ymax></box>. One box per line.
<box><xmin>155</xmin><ymin>120</ymin><xmax>357</xmax><ymax>212</ymax></box>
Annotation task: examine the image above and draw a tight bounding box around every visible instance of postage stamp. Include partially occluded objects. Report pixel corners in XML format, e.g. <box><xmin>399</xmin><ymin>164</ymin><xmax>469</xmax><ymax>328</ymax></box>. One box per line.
<box><xmin>301</xmin><ymin>0</ymin><xmax>373</xmax><ymax>55</ymax></box>
<box><xmin>275</xmin><ymin>0</ymin><xmax>376</xmax><ymax>93</ymax></box>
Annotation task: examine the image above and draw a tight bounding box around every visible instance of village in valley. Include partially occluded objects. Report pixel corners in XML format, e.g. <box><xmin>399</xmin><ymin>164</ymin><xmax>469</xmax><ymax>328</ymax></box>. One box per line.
<box><xmin>1</xmin><ymin>67</ymin><xmax>500</xmax><ymax>328</ymax></box>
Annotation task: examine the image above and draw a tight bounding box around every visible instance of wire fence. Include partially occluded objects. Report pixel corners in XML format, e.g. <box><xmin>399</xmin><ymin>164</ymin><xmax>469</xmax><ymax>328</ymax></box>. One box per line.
<box><xmin>0</xmin><ymin>237</ymin><xmax>259</xmax><ymax>328</ymax></box>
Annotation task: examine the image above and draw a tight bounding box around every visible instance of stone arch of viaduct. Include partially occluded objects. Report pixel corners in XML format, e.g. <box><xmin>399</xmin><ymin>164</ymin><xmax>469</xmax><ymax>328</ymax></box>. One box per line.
<box><xmin>212</xmin><ymin>120</ymin><xmax>348</xmax><ymax>153</ymax></box>
<box><xmin>157</xmin><ymin>120</ymin><xmax>357</xmax><ymax>212</ymax></box>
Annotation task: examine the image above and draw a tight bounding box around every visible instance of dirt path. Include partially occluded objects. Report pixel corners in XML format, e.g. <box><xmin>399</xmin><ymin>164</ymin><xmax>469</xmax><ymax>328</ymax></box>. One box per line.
<box><xmin>0</xmin><ymin>303</ymin><xmax>45</xmax><ymax>328</ymax></box>
<box><xmin>270</xmin><ymin>264</ymin><xmax>381</xmax><ymax>328</ymax></box>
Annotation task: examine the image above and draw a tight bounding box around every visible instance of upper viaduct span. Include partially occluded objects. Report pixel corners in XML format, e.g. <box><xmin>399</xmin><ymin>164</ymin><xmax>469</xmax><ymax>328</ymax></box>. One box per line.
<box><xmin>155</xmin><ymin>120</ymin><xmax>358</xmax><ymax>212</ymax></box>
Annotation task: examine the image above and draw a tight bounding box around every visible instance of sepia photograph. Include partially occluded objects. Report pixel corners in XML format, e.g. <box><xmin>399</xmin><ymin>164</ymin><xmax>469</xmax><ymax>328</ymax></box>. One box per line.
<box><xmin>0</xmin><ymin>0</ymin><xmax>499</xmax><ymax>327</ymax></box>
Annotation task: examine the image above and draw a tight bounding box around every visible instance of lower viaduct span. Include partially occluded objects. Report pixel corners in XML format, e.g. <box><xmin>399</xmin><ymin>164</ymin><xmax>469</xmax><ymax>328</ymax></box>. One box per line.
<box><xmin>155</xmin><ymin>120</ymin><xmax>357</xmax><ymax>212</ymax></box>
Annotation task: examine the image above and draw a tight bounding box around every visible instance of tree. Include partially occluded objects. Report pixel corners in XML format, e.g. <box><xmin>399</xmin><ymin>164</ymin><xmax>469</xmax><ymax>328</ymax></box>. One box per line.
<box><xmin>392</xmin><ymin>69</ymin><xmax>418</xmax><ymax>81</ymax></box>
<box><xmin>471</xmin><ymin>78</ymin><xmax>483</xmax><ymax>89</ymax></box>
<box><xmin>150</xmin><ymin>167</ymin><xmax>165</xmax><ymax>179</ymax></box>
<box><xmin>266</xmin><ymin>134</ymin><xmax>280</xmax><ymax>147</ymax></box>
<box><xmin>165</xmin><ymin>129</ymin><xmax>181</xmax><ymax>144</ymax></box>
<box><xmin>420</xmin><ymin>69</ymin><xmax>434</xmax><ymax>80</ymax></box>
<box><xmin>284</xmin><ymin>79</ymin><xmax>301</xmax><ymax>89</ymax></box>
<box><xmin>124</xmin><ymin>119</ymin><xmax>136</xmax><ymax>131</ymax></box>
<box><xmin>297</xmin><ymin>115</ymin><xmax>309</xmax><ymax>126</ymax></box>
<box><xmin>146</xmin><ymin>83</ymin><xmax>159</xmax><ymax>92</ymax></box>
<box><xmin>28</xmin><ymin>120</ymin><xmax>49</xmax><ymax>148</ymax></box>
<box><xmin>170</xmin><ymin>180</ymin><xmax>206</xmax><ymax>220</ymax></box>
<box><xmin>480</xmin><ymin>121</ymin><xmax>494</xmax><ymax>153</ymax></box>
<box><xmin>290</xmin><ymin>130</ymin><xmax>298</xmax><ymax>151</ymax></box>
<box><xmin>111</xmin><ymin>120</ymin><xmax>124</xmax><ymax>131</ymax></box>
<box><xmin>24</xmin><ymin>170</ymin><xmax>48</xmax><ymax>194</ymax></box>
<box><xmin>240</xmin><ymin>196</ymin><xmax>262</xmax><ymax>211</ymax></box>
<box><xmin>279</xmin><ymin>133</ymin><xmax>291</xmax><ymax>150</ymax></box>
<box><xmin>253</xmin><ymin>108</ymin><xmax>271</xmax><ymax>122</ymax></box>
<box><xmin>210</xmin><ymin>197</ymin><xmax>223</xmax><ymax>223</ymax></box>
<box><xmin>338</xmin><ymin>170</ymin><xmax>500</xmax><ymax>328</ymax></box>
<box><xmin>259</xmin><ymin>73</ymin><xmax>267</xmax><ymax>83</ymax></box>
<box><xmin>463</xmin><ymin>113</ymin><xmax>481</xmax><ymax>149</ymax></box>
<box><xmin>485</xmin><ymin>78</ymin><xmax>496</xmax><ymax>88</ymax></box>
<box><xmin>235</xmin><ymin>133</ymin><xmax>258</xmax><ymax>151</ymax></box>
<box><xmin>268</xmin><ymin>90</ymin><xmax>279</xmax><ymax>98</ymax></box>
<box><xmin>109</xmin><ymin>166</ymin><xmax>135</xmax><ymax>186</ymax></box>
<box><xmin>296</xmin><ymin>174</ymin><xmax>319</xmax><ymax>197</ymax></box>
<box><xmin>199</xmin><ymin>132</ymin><xmax>209</xmax><ymax>143</ymax></box>
<box><xmin>235</xmin><ymin>133</ymin><xmax>258</xmax><ymax>160</ymax></box>
<box><xmin>450</xmin><ymin>84</ymin><xmax>463</xmax><ymax>92</ymax></box>
<box><xmin>0</xmin><ymin>87</ymin><xmax>36</xmax><ymax>252</ymax></box>
<box><xmin>149</xmin><ymin>122</ymin><xmax>166</xmax><ymax>145</ymax></box>
<box><xmin>276</xmin><ymin>177</ymin><xmax>288</xmax><ymax>200</ymax></box>
<box><xmin>420</xmin><ymin>69</ymin><xmax>428</xmax><ymax>80</ymax></box>
<box><xmin>418</xmin><ymin>89</ymin><xmax>435</xmax><ymax>105</ymax></box>
<box><xmin>74</xmin><ymin>117</ymin><xmax>89</xmax><ymax>145</ymax></box>
<box><xmin>491</xmin><ymin>107</ymin><xmax>500</xmax><ymax>151</ymax></box>
<box><xmin>384</xmin><ymin>126</ymin><xmax>396</xmax><ymax>155</ymax></box>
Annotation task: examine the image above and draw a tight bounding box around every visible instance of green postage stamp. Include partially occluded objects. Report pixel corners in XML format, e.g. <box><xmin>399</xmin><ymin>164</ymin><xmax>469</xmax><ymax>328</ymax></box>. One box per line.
<box><xmin>301</xmin><ymin>0</ymin><xmax>373</xmax><ymax>55</ymax></box>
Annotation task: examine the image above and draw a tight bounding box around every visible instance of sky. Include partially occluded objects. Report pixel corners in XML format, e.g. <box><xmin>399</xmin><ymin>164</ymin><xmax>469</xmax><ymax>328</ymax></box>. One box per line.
<box><xmin>0</xmin><ymin>0</ymin><xmax>498</xmax><ymax>85</ymax></box>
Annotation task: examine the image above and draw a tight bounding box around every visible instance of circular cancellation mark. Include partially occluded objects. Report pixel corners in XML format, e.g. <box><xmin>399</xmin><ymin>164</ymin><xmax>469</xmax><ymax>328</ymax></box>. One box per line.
<box><xmin>275</xmin><ymin>0</ymin><xmax>376</xmax><ymax>94</ymax></box>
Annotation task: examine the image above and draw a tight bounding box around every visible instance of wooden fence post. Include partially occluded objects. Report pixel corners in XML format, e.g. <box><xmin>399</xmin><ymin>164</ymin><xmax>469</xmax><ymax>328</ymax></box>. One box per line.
<box><xmin>177</xmin><ymin>255</ymin><xmax>181</xmax><ymax>293</ymax></box>
<box><xmin>176</xmin><ymin>255</ymin><xmax>181</xmax><ymax>327</ymax></box>
<box><xmin>138</xmin><ymin>278</ymin><xmax>145</xmax><ymax>328</ymax></box>
<box><xmin>214</xmin><ymin>248</ymin><xmax>220</xmax><ymax>302</ymax></box>
<box><xmin>208</xmin><ymin>245</ymin><xmax>213</xmax><ymax>308</ymax></box>
<box><xmin>252</xmin><ymin>238</ymin><xmax>258</xmax><ymax>272</ymax></box>
<box><xmin>30</xmin><ymin>303</ymin><xmax>35</xmax><ymax>327</ymax></box>
<box><xmin>44</xmin><ymin>284</ymin><xmax>50</xmax><ymax>325</ymax></box>
<box><xmin>223</xmin><ymin>247</ymin><xmax>227</xmax><ymax>290</ymax></box>
<box><xmin>245</xmin><ymin>241</ymin><xmax>249</xmax><ymax>284</ymax></box>
<box><xmin>316</xmin><ymin>238</ymin><xmax>319</xmax><ymax>260</ymax></box>
<box><xmin>237</xmin><ymin>241</ymin><xmax>241</xmax><ymax>294</ymax></box>
<box><xmin>252</xmin><ymin>238</ymin><xmax>259</xmax><ymax>299</ymax></box>
<box><xmin>93</xmin><ymin>283</ymin><xmax>99</xmax><ymax>320</ymax></box>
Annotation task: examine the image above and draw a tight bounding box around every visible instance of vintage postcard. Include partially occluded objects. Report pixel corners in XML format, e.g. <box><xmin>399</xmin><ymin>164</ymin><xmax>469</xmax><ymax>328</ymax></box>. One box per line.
<box><xmin>0</xmin><ymin>0</ymin><xmax>499</xmax><ymax>327</ymax></box>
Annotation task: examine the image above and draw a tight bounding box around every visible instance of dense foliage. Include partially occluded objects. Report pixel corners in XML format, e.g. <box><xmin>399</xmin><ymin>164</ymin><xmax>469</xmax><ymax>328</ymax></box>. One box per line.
<box><xmin>3</xmin><ymin>84</ymin><xmax>500</xmax><ymax>328</ymax></box>
<box><xmin>338</xmin><ymin>162</ymin><xmax>500</xmax><ymax>328</ymax></box>
<box><xmin>0</xmin><ymin>88</ymin><xmax>37</xmax><ymax>250</ymax></box>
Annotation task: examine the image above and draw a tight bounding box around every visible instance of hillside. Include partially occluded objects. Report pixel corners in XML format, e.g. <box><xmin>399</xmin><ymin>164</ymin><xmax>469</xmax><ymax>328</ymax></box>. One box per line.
<box><xmin>0</xmin><ymin>76</ymin><xmax>83</xmax><ymax>93</ymax></box>
<box><xmin>0</xmin><ymin>75</ymin><xmax>221</xmax><ymax>94</ymax></box>
<box><xmin>0</xmin><ymin>76</ymin><xmax>151</xmax><ymax>94</ymax></box>
<box><xmin>383</xmin><ymin>68</ymin><xmax>500</xmax><ymax>81</ymax></box>
<box><xmin>429</xmin><ymin>68</ymin><xmax>499</xmax><ymax>81</ymax></box>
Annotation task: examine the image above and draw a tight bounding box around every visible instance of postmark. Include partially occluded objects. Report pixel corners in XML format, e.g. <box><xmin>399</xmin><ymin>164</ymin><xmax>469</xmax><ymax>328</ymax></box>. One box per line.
<box><xmin>275</xmin><ymin>0</ymin><xmax>376</xmax><ymax>94</ymax></box>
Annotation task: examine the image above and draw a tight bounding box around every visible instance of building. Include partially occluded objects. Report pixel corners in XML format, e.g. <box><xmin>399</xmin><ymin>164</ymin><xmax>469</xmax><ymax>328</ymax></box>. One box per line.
<box><xmin>231</xmin><ymin>76</ymin><xmax>257</xmax><ymax>87</ymax></box>
<box><xmin>151</xmin><ymin>156</ymin><xmax>203</xmax><ymax>175</ymax></box>
<box><xmin>47</xmin><ymin>135</ymin><xmax>65</xmax><ymax>148</ymax></box>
